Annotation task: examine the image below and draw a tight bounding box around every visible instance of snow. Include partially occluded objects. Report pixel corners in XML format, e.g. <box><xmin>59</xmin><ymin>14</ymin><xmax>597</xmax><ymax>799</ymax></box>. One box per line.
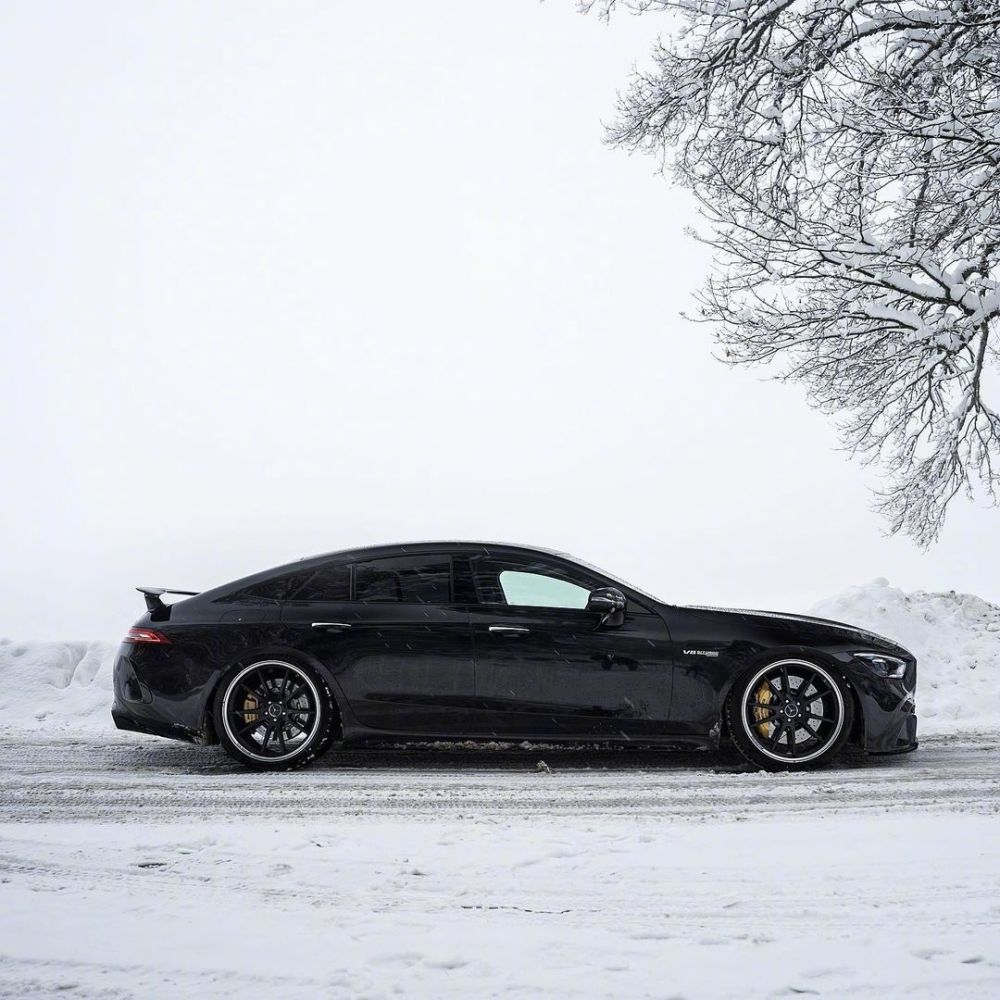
<box><xmin>2</xmin><ymin>581</ymin><xmax>997</xmax><ymax>736</ymax></box>
<box><xmin>2</xmin><ymin>734</ymin><xmax>999</xmax><ymax>998</ymax></box>
<box><xmin>1</xmin><ymin>813</ymin><xmax>997</xmax><ymax>998</ymax></box>
<box><xmin>811</xmin><ymin>580</ymin><xmax>1000</xmax><ymax>733</ymax></box>
<box><xmin>0</xmin><ymin>638</ymin><xmax>116</xmax><ymax>734</ymax></box>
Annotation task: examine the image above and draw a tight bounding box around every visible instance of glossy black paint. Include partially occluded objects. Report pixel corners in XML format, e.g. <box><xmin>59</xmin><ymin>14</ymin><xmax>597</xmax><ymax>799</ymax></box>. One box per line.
<box><xmin>112</xmin><ymin>542</ymin><xmax>918</xmax><ymax>756</ymax></box>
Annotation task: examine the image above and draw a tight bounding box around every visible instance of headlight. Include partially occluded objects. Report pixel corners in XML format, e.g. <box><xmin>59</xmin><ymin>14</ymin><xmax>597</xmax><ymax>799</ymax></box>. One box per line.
<box><xmin>852</xmin><ymin>651</ymin><xmax>907</xmax><ymax>679</ymax></box>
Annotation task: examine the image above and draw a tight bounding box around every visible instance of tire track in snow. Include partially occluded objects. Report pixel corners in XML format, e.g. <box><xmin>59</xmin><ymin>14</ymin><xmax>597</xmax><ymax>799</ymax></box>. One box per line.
<box><xmin>0</xmin><ymin>732</ymin><xmax>997</xmax><ymax>823</ymax></box>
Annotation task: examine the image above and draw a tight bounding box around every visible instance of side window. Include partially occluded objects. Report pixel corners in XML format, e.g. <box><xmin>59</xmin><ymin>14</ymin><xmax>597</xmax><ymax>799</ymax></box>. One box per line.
<box><xmin>470</xmin><ymin>556</ymin><xmax>598</xmax><ymax>610</ymax></box>
<box><xmin>222</xmin><ymin>570</ymin><xmax>313</xmax><ymax>603</ymax></box>
<box><xmin>499</xmin><ymin>571</ymin><xmax>590</xmax><ymax>609</ymax></box>
<box><xmin>353</xmin><ymin>555</ymin><xmax>452</xmax><ymax>604</ymax></box>
<box><xmin>293</xmin><ymin>564</ymin><xmax>351</xmax><ymax>602</ymax></box>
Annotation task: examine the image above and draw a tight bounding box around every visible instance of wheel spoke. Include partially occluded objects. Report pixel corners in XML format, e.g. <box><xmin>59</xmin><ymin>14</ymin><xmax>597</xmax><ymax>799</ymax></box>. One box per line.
<box><xmin>780</xmin><ymin>664</ymin><xmax>790</xmax><ymax>693</ymax></box>
<box><xmin>276</xmin><ymin>725</ymin><xmax>287</xmax><ymax>754</ymax></box>
<box><xmin>769</xmin><ymin>717</ymin><xmax>787</xmax><ymax>746</ymax></box>
<box><xmin>236</xmin><ymin>718</ymin><xmax>263</xmax><ymax>735</ymax></box>
<box><xmin>235</xmin><ymin>681</ymin><xmax>265</xmax><ymax>703</ymax></box>
<box><xmin>796</xmin><ymin>671</ymin><xmax>815</xmax><ymax>697</ymax></box>
<box><xmin>805</xmin><ymin>711</ymin><xmax>836</xmax><ymax>723</ymax></box>
<box><xmin>787</xmin><ymin>723</ymin><xmax>796</xmax><ymax>756</ymax></box>
<box><xmin>283</xmin><ymin>684</ymin><xmax>308</xmax><ymax>706</ymax></box>
<box><xmin>803</xmin><ymin>684</ymin><xmax>830</xmax><ymax>703</ymax></box>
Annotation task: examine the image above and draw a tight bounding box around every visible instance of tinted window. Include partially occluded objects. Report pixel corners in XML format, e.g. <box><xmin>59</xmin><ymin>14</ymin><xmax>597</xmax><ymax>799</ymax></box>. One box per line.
<box><xmin>293</xmin><ymin>564</ymin><xmax>351</xmax><ymax>602</ymax></box>
<box><xmin>353</xmin><ymin>555</ymin><xmax>451</xmax><ymax>604</ymax></box>
<box><xmin>224</xmin><ymin>571</ymin><xmax>313</xmax><ymax>603</ymax></box>
<box><xmin>470</xmin><ymin>556</ymin><xmax>598</xmax><ymax>609</ymax></box>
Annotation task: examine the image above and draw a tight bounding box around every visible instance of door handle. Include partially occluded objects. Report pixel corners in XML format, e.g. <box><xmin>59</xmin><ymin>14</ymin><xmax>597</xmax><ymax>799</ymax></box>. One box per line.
<box><xmin>489</xmin><ymin>625</ymin><xmax>530</xmax><ymax>636</ymax></box>
<box><xmin>311</xmin><ymin>622</ymin><xmax>352</xmax><ymax>631</ymax></box>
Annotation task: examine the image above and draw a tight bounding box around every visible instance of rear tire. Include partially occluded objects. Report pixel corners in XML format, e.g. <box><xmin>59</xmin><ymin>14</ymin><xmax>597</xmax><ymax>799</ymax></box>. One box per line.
<box><xmin>213</xmin><ymin>659</ymin><xmax>336</xmax><ymax>771</ymax></box>
<box><xmin>725</xmin><ymin>657</ymin><xmax>853</xmax><ymax>771</ymax></box>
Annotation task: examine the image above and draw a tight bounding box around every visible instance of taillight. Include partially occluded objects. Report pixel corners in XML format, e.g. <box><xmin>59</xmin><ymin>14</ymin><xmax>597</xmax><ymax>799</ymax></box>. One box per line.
<box><xmin>124</xmin><ymin>627</ymin><xmax>171</xmax><ymax>644</ymax></box>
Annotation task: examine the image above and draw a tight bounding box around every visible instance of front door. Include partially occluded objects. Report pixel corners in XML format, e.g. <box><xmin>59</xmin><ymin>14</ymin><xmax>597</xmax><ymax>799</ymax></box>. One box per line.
<box><xmin>280</xmin><ymin>554</ymin><xmax>475</xmax><ymax>735</ymax></box>
<box><xmin>464</xmin><ymin>554</ymin><xmax>674</xmax><ymax>738</ymax></box>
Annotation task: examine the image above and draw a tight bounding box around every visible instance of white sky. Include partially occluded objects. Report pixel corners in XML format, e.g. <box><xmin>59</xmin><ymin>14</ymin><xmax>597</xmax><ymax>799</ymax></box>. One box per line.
<box><xmin>1</xmin><ymin>0</ymin><xmax>994</xmax><ymax>640</ymax></box>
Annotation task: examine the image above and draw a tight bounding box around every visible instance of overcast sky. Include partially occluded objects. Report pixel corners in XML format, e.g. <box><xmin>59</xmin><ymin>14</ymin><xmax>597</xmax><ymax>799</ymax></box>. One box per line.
<box><xmin>1</xmin><ymin>0</ymin><xmax>994</xmax><ymax>639</ymax></box>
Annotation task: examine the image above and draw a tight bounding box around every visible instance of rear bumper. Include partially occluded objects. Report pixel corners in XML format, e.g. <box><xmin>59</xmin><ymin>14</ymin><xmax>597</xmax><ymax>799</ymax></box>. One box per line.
<box><xmin>112</xmin><ymin>643</ymin><xmax>216</xmax><ymax>745</ymax></box>
<box><xmin>111</xmin><ymin>704</ymin><xmax>206</xmax><ymax>744</ymax></box>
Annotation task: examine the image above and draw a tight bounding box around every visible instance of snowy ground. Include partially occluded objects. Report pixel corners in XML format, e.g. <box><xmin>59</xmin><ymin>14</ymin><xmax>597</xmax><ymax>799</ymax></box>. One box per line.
<box><xmin>2</xmin><ymin>582</ymin><xmax>999</xmax><ymax>997</ymax></box>
<box><xmin>1</xmin><ymin>735</ymin><xmax>999</xmax><ymax>998</ymax></box>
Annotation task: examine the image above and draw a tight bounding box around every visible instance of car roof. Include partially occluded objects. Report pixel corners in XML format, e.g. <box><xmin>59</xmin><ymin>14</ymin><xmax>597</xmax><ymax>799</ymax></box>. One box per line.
<box><xmin>298</xmin><ymin>540</ymin><xmax>573</xmax><ymax>562</ymax></box>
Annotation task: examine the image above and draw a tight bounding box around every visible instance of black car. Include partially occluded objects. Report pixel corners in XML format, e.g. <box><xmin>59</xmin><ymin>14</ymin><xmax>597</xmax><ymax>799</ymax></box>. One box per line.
<box><xmin>112</xmin><ymin>541</ymin><xmax>917</xmax><ymax>771</ymax></box>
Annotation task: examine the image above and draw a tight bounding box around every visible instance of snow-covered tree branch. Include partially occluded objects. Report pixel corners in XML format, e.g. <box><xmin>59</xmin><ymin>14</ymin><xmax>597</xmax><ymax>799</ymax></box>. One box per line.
<box><xmin>584</xmin><ymin>0</ymin><xmax>1000</xmax><ymax>544</ymax></box>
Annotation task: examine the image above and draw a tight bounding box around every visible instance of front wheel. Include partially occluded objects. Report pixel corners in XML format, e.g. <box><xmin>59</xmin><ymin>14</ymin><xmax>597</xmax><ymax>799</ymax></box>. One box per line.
<box><xmin>725</xmin><ymin>658</ymin><xmax>853</xmax><ymax>771</ymax></box>
<box><xmin>214</xmin><ymin>659</ymin><xmax>335</xmax><ymax>770</ymax></box>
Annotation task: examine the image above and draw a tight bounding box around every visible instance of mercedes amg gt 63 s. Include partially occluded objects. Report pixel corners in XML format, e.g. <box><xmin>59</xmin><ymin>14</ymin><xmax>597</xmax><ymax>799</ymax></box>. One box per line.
<box><xmin>113</xmin><ymin>542</ymin><xmax>917</xmax><ymax>771</ymax></box>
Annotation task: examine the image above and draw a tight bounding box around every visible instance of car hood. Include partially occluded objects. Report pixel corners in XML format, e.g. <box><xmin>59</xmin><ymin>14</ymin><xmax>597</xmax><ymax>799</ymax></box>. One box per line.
<box><xmin>679</xmin><ymin>604</ymin><xmax>908</xmax><ymax>653</ymax></box>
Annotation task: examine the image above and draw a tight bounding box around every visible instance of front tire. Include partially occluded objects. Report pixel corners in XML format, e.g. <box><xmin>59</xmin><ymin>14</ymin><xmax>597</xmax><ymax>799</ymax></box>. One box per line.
<box><xmin>725</xmin><ymin>658</ymin><xmax>853</xmax><ymax>771</ymax></box>
<box><xmin>214</xmin><ymin>659</ymin><xmax>335</xmax><ymax>771</ymax></box>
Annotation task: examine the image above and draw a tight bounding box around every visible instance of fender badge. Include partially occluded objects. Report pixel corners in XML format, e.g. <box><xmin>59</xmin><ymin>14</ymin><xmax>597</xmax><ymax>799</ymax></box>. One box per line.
<box><xmin>683</xmin><ymin>649</ymin><xmax>720</xmax><ymax>657</ymax></box>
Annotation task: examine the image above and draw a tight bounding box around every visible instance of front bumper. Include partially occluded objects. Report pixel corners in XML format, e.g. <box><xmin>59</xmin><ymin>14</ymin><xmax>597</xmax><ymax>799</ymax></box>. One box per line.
<box><xmin>843</xmin><ymin>657</ymin><xmax>918</xmax><ymax>754</ymax></box>
<box><xmin>865</xmin><ymin>710</ymin><xmax>917</xmax><ymax>755</ymax></box>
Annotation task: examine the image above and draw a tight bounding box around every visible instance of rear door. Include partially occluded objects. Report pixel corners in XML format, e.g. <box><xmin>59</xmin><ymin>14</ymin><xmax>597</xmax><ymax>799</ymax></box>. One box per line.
<box><xmin>280</xmin><ymin>553</ymin><xmax>475</xmax><ymax>735</ymax></box>
<box><xmin>464</xmin><ymin>553</ymin><xmax>674</xmax><ymax>738</ymax></box>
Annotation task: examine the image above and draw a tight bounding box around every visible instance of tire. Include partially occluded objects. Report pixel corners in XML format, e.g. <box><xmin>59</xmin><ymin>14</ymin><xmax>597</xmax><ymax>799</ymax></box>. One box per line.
<box><xmin>725</xmin><ymin>657</ymin><xmax>853</xmax><ymax>771</ymax></box>
<box><xmin>213</xmin><ymin>658</ymin><xmax>337</xmax><ymax>771</ymax></box>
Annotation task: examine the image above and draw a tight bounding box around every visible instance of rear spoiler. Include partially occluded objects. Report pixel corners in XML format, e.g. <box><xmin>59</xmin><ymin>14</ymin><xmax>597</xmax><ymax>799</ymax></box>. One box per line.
<box><xmin>137</xmin><ymin>587</ymin><xmax>200</xmax><ymax>614</ymax></box>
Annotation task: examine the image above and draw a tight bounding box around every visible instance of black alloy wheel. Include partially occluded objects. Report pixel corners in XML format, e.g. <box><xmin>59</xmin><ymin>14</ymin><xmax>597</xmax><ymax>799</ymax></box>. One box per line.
<box><xmin>726</xmin><ymin>658</ymin><xmax>853</xmax><ymax>771</ymax></box>
<box><xmin>215</xmin><ymin>659</ymin><xmax>334</xmax><ymax>770</ymax></box>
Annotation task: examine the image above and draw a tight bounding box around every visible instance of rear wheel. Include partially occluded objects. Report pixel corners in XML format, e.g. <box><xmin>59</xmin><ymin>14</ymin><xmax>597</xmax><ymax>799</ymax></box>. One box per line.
<box><xmin>214</xmin><ymin>659</ymin><xmax>335</xmax><ymax>770</ymax></box>
<box><xmin>725</xmin><ymin>658</ymin><xmax>853</xmax><ymax>771</ymax></box>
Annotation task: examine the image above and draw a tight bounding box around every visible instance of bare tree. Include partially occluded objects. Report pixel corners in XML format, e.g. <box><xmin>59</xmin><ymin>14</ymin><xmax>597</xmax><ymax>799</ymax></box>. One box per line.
<box><xmin>584</xmin><ymin>0</ymin><xmax>1000</xmax><ymax>544</ymax></box>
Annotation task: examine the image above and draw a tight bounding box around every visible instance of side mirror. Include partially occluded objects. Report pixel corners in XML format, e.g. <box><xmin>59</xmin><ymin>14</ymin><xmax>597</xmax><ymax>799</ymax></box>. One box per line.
<box><xmin>587</xmin><ymin>587</ymin><xmax>626</xmax><ymax>628</ymax></box>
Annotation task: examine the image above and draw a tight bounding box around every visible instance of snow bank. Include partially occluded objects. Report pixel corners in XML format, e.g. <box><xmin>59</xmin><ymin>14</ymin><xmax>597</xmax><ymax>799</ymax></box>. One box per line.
<box><xmin>1</xmin><ymin>580</ymin><xmax>997</xmax><ymax>735</ymax></box>
<box><xmin>0</xmin><ymin>638</ymin><xmax>116</xmax><ymax>734</ymax></box>
<box><xmin>811</xmin><ymin>580</ymin><xmax>1000</xmax><ymax>733</ymax></box>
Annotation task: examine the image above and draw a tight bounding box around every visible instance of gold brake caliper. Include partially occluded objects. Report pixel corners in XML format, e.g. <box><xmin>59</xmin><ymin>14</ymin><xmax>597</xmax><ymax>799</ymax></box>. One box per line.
<box><xmin>243</xmin><ymin>693</ymin><xmax>260</xmax><ymax>724</ymax></box>
<box><xmin>753</xmin><ymin>680</ymin><xmax>773</xmax><ymax>738</ymax></box>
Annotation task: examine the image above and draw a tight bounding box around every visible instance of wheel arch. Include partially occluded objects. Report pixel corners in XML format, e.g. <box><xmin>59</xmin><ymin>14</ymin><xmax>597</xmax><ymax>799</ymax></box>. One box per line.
<box><xmin>717</xmin><ymin>645</ymin><xmax>863</xmax><ymax>734</ymax></box>
<box><xmin>201</xmin><ymin>645</ymin><xmax>349</xmax><ymax>744</ymax></box>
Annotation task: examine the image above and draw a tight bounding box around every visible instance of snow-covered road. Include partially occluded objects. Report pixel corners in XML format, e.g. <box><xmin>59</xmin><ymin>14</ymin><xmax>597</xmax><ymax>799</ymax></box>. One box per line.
<box><xmin>1</xmin><ymin>732</ymin><xmax>1000</xmax><ymax>823</ymax></box>
<box><xmin>2</xmin><ymin>733</ymin><xmax>999</xmax><ymax>998</ymax></box>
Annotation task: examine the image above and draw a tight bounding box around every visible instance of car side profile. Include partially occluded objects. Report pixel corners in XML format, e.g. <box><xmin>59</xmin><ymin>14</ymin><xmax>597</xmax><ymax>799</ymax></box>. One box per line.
<box><xmin>112</xmin><ymin>542</ymin><xmax>918</xmax><ymax>771</ymax></box>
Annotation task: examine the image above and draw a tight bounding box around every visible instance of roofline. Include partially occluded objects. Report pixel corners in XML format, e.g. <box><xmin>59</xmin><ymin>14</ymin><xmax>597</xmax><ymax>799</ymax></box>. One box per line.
<box><xmin>175</xmin><ymin>540</ymin><xmax>671</xmax><ymax>609</ymax></box>
<box><xmin>296</xmin><ymin>540</ymin><xmax>572</xmax><ymax>563</ymax></box>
